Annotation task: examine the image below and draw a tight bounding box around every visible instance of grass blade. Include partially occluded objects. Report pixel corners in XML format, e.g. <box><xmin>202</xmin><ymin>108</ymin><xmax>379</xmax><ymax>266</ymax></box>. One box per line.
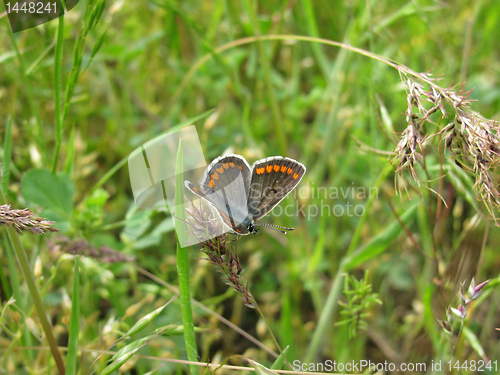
<box><xmin>270</xmin><ymin>345</ymin><xmax>289</xmax><ymax>370</ymax></box>
<box><xmin>126</xmin><ymin>296</ymin><xmax>176</xmax><ymax>336</ymax></box>
<box><xmin>174</xmin><ymin>139</ymin><xmax>199</xmax><ymax>374</ymax></box>
<box><xmin>51</xmin><ymin>12</ymin><xmax>65</xmax><ymax>173</ymax></box>
<box><xmin>100</xmin><ymin>334</ymin><xmax>157</xmax><ymax>375</ymax></box>
<box><xmin>64</xmin><ymin>126</ymin><xmax>76</xmax><ymax>176</ymax></box>
<box><xmin>1</xmin><ymin>116</ymin><xmax>12</xmax><ymax>193</ymax></box>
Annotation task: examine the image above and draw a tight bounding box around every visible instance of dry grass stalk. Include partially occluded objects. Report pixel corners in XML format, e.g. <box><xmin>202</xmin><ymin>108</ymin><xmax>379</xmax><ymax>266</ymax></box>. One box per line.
<box><xmin>394</xmin><ymin>68</ymin><xmax>500</xmax><ymax>219</ymax></box>
<box><xmin>0</xmin><ymin>204</ymin><xmax>59</xmax><ymax>235</ymax></box>
<box><xmin>185</xmin><ymin>199</ymin><xmax>256</xmax><ymax>308</ymax></box>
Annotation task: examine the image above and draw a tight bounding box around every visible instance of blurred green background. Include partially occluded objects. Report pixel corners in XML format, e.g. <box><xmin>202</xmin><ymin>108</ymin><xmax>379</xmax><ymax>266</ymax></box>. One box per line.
<box><xmin>1</xmin><ymin>0</ymin><xmax>500</xmax><ymax>373</ymax></box>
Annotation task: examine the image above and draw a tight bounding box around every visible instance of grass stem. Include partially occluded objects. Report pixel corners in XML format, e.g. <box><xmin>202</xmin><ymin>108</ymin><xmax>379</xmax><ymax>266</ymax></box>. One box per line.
<box><xmin>0</xmin><ymin>188</ymin><xmax>65</xmax><ymax>375</ymax></box>
<box><xmin>174</xmin><ymin>140</ymin><xmax>199</xmax><ymax>374</ymax></box>
<box><xmin>52</xmin><ymin>12</ymin><xmax>65</xmax><ymax>173</ymax></box>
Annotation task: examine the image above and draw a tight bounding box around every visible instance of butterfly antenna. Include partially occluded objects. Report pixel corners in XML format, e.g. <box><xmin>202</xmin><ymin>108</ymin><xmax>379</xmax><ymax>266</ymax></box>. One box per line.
<box><xmin>255</xmin><ymin>223</ymin><xmax>294</xmax><ymax>235</ymax></box>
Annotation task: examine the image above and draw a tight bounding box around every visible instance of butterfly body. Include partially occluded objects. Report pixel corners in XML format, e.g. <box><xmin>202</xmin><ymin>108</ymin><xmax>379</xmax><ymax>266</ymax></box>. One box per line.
<box><xmin>185</xmin><ymin>154</ymin><xmax>306</xmax><ymax>235</ymax></box>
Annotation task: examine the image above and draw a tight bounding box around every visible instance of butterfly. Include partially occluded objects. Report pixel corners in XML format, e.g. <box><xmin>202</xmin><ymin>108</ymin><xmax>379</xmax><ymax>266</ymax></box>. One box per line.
<box><xmin>184</xmin><ymin>154</ymin><xmax>306</xmax><ymax>235</ymax></box>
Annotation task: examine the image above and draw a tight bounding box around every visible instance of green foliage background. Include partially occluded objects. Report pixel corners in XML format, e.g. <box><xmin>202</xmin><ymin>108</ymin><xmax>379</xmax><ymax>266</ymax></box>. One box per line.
<box><xmin>1</xmin><ymin>0</ymin><xmax>500</xmax><ymax>373</ymax></box>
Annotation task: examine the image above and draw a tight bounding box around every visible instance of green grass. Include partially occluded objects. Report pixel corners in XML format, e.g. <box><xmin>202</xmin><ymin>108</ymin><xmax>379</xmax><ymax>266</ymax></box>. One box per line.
<box><xmin>1</xmin><ymin>0</ymin><xmax>500</xmax><ymax>374</ymax></box>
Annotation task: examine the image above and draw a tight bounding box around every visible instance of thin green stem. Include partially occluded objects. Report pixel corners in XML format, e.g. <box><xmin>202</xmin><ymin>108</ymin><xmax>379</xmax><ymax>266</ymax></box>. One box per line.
<box><xmin>2</xmin><ymin>116</ymin><xmax>12</xmax><ymax>194</ymax></box>
<box><xmin>65</xmin><ymin>257</ymin><xmax>80</xmax><ymax>375</ymax></box>
<box><xmin>0</xmin><ymin>188</ymin><xmax>65</xmax><ymax>375</ymax></box>
<box><xmin>174</xmin><ymin>140</ymin><xmax>199</xmax><ymax>375</ymax></box>
<box><xmin>52</xmin><ymin>11</ymin><xmax>65</xmax><ymax>173</ymax></box>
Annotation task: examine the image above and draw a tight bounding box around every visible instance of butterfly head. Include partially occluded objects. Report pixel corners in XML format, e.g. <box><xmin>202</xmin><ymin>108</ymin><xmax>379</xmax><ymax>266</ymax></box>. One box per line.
<box><xmin>247</xmin><ymin>222</ymin><xmax>260</xmax><ymax>235</ymax></box>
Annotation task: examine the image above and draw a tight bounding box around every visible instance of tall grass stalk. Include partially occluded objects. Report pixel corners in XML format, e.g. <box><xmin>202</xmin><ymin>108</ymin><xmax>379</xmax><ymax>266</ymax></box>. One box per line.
<box><xmin>174</xmin><ymin>140</ymin><xmax>199</xmax><ymax>374</ymax></box>
<box><xmin>0</xmin><ymin>188</ymin><xmax>65</xmax><ymax>375</ymax></box>
<box><xmin>2</xmin><ymin>117</ymin><xmax>12</xmax><ymax>194</ymax></box>
<box><xmin>62</xmin><ymin>0</ymin><xmax>107</xmax><ymax>123</ymax></box>
<box><xmin>65</xmin><ymin>257</ymin><xmax>80</xmax><ymax>375</ymax></box>
<box><xmin>52</xmin><ymin>12</ymin><xmax>65</xmax><ymax>173</ymax></box>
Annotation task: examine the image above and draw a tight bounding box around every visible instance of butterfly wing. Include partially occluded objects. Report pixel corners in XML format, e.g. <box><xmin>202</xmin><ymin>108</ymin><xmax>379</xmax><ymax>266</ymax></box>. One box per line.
<box><xmin>184</xmin><ymin>180</ymin><xmax>226</xmax><ymax>211</ymax></box>
<box><xmin>247</xmin><ymin>156</ymin><xmax>306</xmax><ymax>221</ymax></box>
<box><xmin>185</xmin><ymin>154</ymin><xmax>252</xmax><ymax>234</ymax></box>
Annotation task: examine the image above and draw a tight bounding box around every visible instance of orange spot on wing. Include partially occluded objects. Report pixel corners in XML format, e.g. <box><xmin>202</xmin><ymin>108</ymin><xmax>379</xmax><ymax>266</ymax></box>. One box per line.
<box><xmin>212</xmin><ymin>172</ymin><xmax>219</xmax><ymax>180</ymax></box>
<box><xmin>281</xmin><ymin>166</ymin><xmax>287</xmax><ymax>172</ymax></box>
<box><xmin>209</xmin><ymin>179</ymin><xmax>214</xmax><ymax>188</ymax></box>
<box><xmin>266</xmin><ymin>165</ymin><xmax>273</xmax><ymax>173</ymax></box>
<box><xmin>292</xmin><ymin>173</ymin><xmax>299</xmax><ymax>179</ymax></box>
<box><xmin>223</xmin><ymin>163</ymin><xmax>229</xmax><ymax>169</ymax></box>
<box><xmin>287</xmin><ymin>168</ymin><xmax>293</xmax><ymax>174</ymax></box>
<box><xmin>256</xmin><ymin>167</ymin><xmax>265</xmax><ymax>174</ymax></box>
<box><xmin>193</xmin><ymin>187</ymin><xmax>200</xmax><ymax>193</ymax></box>
<box><xmin>237</xmin><ymin>165</ymin><xmax>243</xmax><ymax>170</ymax></box>
<box><xmin>220</xmin><ymin>212</ymin><xmax>233</xmax><ymax>227</ymax></box>
<box><xmin>216</xmin><ymin>166</ymin><xmax>224</xmax><ymax>174</ymax></box>
<box><xmin>229</xmin><ymin>162</ymin><xmax>235</xmax><ymax>168</ymax></box>
<box><xmin>273</xmin><ymin>165</ymin><xmax>280</xmax><ymax>172</ymax></box>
